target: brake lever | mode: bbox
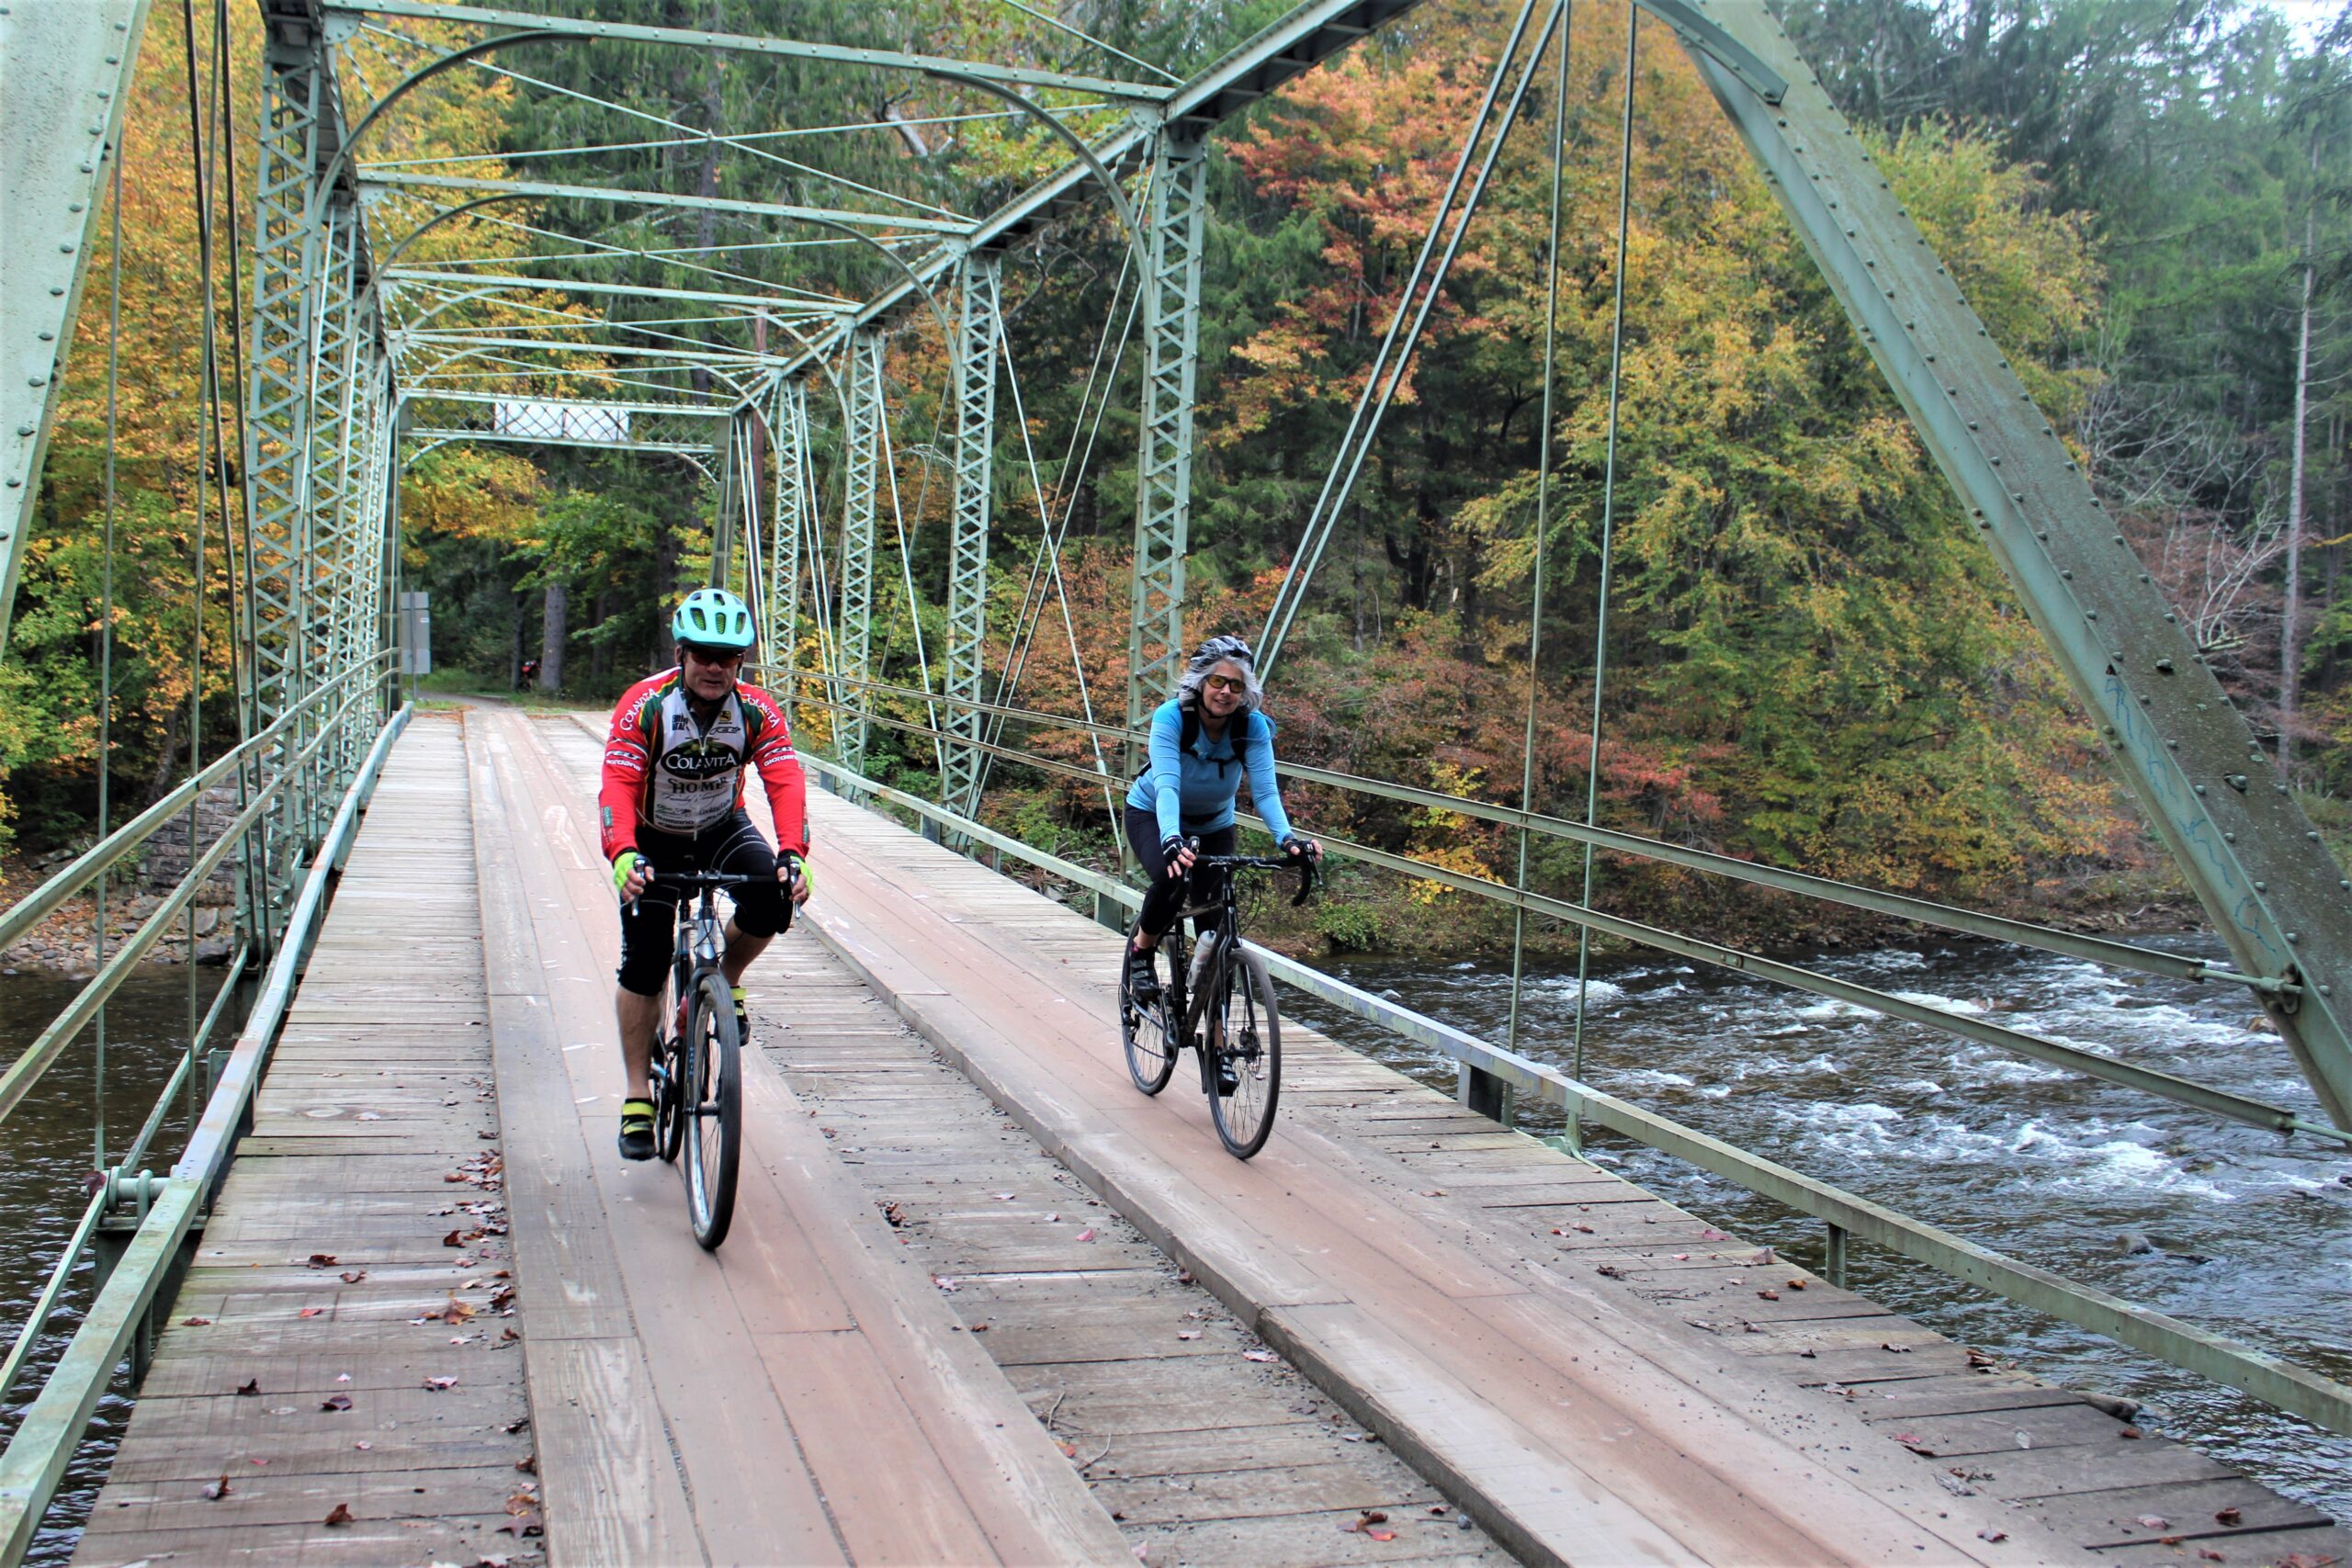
[1290,853,1319,908]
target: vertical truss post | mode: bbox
[1129,135,1208,754]
[243,15,335,960]
[0,0,152,654]
[767,378,809,714]
[944,254,1001,821]
[710,405,756,591]
[839,331,884,779]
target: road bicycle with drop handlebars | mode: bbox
[1117,844,1318,1159]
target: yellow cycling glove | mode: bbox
[611,850,642,894]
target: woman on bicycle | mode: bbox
[1124,635,1320,998]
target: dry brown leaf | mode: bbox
[340,1270,367,1284]
[322,1393,353,1412]
[202,1475,232,1501]
[425,1376,458,1392]
[298,1307,323,1319]
[182,1316,211,1326]
[323,1502,355,1527]
[235,1378,260,1396]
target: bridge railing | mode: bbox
[794,744,2352,1442]
[769,670,2350,1149]
[0,686,410,1562]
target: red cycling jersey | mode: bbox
[598,670,808,862]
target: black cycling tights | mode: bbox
[616,809,789,996]
[1124,807,1235,942]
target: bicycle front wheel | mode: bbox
[681,971,741,1250]
[1203,938,1282,1160]
[1119,933,1179,1096]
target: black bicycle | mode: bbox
[641,870,752,1250]
[1117,848,1317,1159]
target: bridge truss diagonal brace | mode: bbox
[0,0,153,656]
[944,255,1002,820]
[1678,1,2352,1128]
[839,333,886,777]
[1129,136,1208,743]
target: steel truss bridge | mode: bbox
[2,0,2350,1561]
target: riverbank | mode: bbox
[0,867,232,976]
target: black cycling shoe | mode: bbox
[1216,1060,1239,1096]
[1124,947,1160,1001]
[617,1097,657,1161]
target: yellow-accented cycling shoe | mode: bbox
[617,1097,656,1161]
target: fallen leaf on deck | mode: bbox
[1358,1511,1388,1525]
[339,1270,366,1284]
[1758,1290,1780,1301]
[444,1230,465,1247]
[323,1503,355,1527]
[1574,1224,1594,1234]
[2197,1551,2224,1562]
[235,1379,260,1396]
[515,1456,536,1474]
[1672,1254,1690,1261]
[356,1112,381,1122]
[1243,1349,1278,1363]
[424,1376,458,1392]
[1177,1331,1200,1341]
[1976,1530,2006,1543]
[306,1254,337,1268]
[2135,1515,2170,1530]
[1701,1228,1731,1241]
[1880,1342,1913,1353]
[1367,1529,1396,1541]
[1176,1271,1194,1285]
[2120,1425,2144,1438]
[1077,1228,1096,1243]
[1787,1280,1806,1291]
[202,1476,232,1501]
[322,1394,353,1412]
[2015,1432,2032,1450]
[299,1307,323,1318]
[182,1316,211,1326]
[354,1440,373,1450]
[2214,1507,2243,1525]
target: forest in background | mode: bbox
[6,0,2348,954]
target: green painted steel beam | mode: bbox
[1128,135,1207,741]
[0,1179,200,1563]
[360,172,973,235]
[0,0,153,658]
[839,333,884,776]
[381,267,859,312]
[403,389,729,418]
[401,426,717,457]
[323,0,1178,102]
[943,256,1001,819]
[1676,0,2352,1130]
[389,333,777,364]
[768,378,811,693]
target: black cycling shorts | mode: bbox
[1124,807,1236,941]
[616,809,789,997]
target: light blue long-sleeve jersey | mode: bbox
[1125,698,1296,845]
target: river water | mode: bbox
[0,966,234,1566]
[1286,932,2352,1519]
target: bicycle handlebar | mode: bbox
[1186,848,1321,908]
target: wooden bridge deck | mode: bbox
[72,705,2350,1566]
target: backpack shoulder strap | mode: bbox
[1178,704,1200,755]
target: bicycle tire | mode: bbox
[1203,937,1282,1160]
[681,970,741,1250]
[1119,933,1179,1096]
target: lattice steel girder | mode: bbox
[389,334,782,366]
[840,332,885,777]
[767,378,811,681]
[380,269,861,314]
[943,255,1001,818]
[0,0,153,656]
[322,0,1175,101]
[1128,135,1208,734]
[708,405,761,590]
[1678,2,2352,1130]
[359,173,972,236]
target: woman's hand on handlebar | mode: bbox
[1282,835,1322,863]
[1159,835,1198,879]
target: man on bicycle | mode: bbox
[600,588,809,1161]
[1124,636,1320,1021]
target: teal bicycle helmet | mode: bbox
[672,587,755,651]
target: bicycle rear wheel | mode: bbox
[681,971,741,1249]
[1119,932,1179,1095]
[1203,937,1282,1160]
